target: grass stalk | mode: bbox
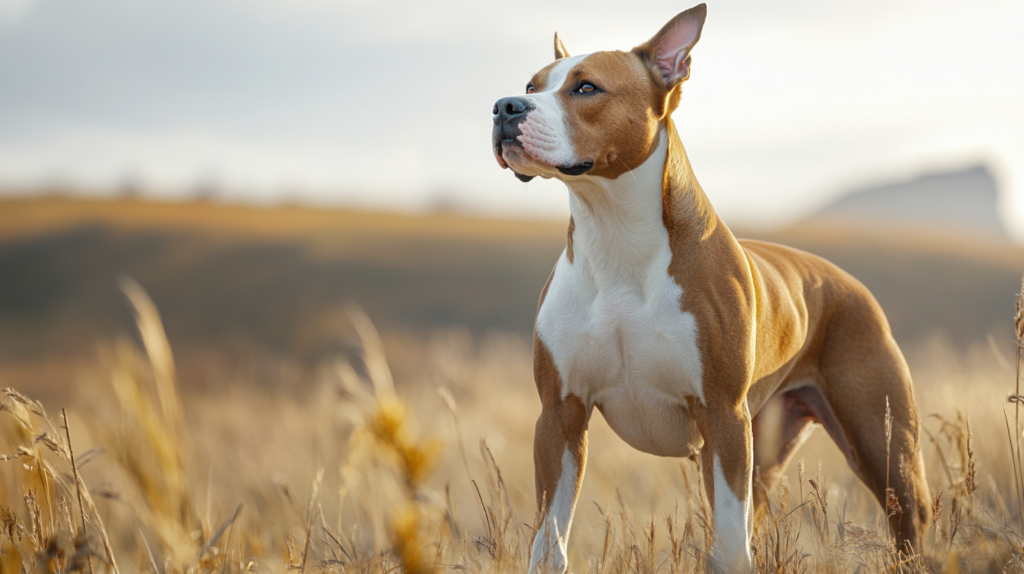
[62,408,94,574]
[1014,274,1024,535]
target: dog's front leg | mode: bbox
[528,393,589,574]
[695,402,754,573]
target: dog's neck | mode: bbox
[563,120,719,284]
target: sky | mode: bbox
[0,0,1022,235]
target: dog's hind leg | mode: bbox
[817,304,932,556]
[750,386,819,520]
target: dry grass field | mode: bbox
[1,197,1024,573]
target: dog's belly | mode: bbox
[537,251,705,458]
[595,385,703,457]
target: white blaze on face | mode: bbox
[712,455,752,572]
[518,54,587,168]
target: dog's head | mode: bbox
[492,4,707,183]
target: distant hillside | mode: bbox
[804,165,1005,238]
[0,197,567,397]
[0,196,1021,399]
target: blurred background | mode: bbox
[1,0,1022,400]
[1,1,1023,571]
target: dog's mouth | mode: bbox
[496,139,593,182]
[495,139,535,182]
[557,161,594,176]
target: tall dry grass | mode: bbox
[0,279,1023,573]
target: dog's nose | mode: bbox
[493,96,530,125]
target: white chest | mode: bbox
[536,245,705,457]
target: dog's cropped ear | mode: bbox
[554,32,570,60]
[634,3,706,89]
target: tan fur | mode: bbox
[554,32,570,60]
[565,216,574,264]
[558,51,664,179]
[657,118,930,540]
[528,63,555,94]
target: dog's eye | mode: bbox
[575,82,598,94]
[526,84,536,94]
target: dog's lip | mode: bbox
[495,140,537,182]
[557,161,595,176]
[495,137,524,167]
[494,141,509,169]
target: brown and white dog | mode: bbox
[491,4,930,573]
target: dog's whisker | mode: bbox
[617,157,638,184]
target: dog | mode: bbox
[491,4,930,572]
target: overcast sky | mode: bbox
[1,0,1021,235]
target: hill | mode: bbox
[0,196,1021,399]
[804,165,1006,238]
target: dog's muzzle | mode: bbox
[491,96,594,180]
[492,96,536,182]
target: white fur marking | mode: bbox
[540,54,587,94]
[528,449,578,574]
[712,455,752,572]
[518,54,587,169]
